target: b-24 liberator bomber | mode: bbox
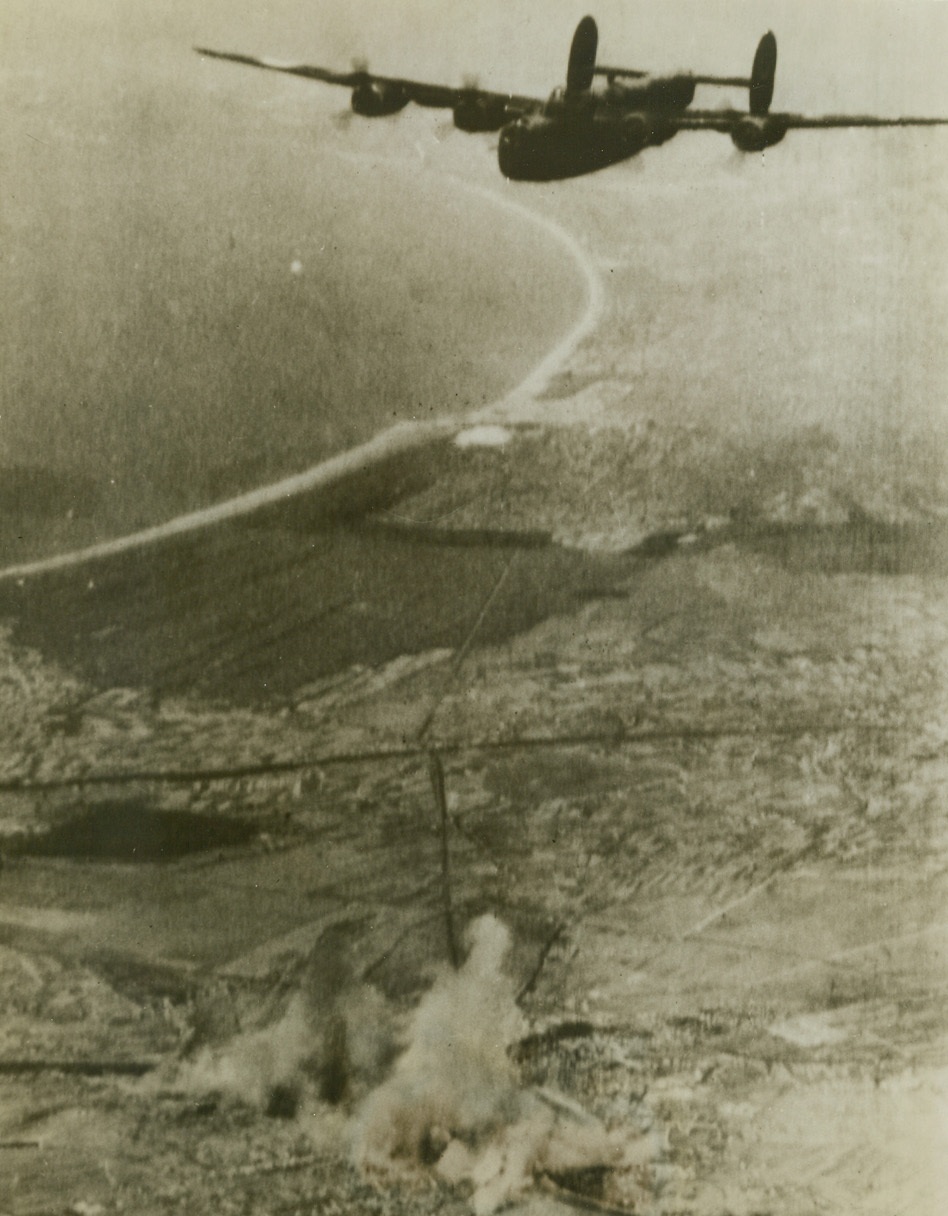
[196,15,948,180]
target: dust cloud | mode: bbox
[169,915,650,1213]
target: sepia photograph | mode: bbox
[1,1,946,1211]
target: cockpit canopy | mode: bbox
[543,84,596,121]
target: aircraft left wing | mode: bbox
[194,48,363,87]
[194,46,541,128]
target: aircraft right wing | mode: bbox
[671,107,948,152]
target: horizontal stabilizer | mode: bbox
[594,65,750,89]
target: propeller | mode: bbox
[723,143,751,173]
[328,56,369,125]
[431,73,480,136]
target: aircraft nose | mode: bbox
[498,122,525,178]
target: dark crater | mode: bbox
[8,798,257,862]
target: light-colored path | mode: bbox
[0,164,602,585]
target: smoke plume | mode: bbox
[170,914,649,1213]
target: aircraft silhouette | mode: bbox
[195,16,948,181]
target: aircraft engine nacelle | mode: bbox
[730,114,787,152]
[453,96,509,133]
[350,81,409,117]
[643,77,697,113]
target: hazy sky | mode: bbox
[5,0,948,113]
[193,0,948,113]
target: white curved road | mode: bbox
[0,165,602,585]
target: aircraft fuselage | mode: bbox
[603,76,697,112]
[498,89,681,181]
[500,104,675,181]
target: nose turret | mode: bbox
[497,120,526,178]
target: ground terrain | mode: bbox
[2,114,947,1216]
